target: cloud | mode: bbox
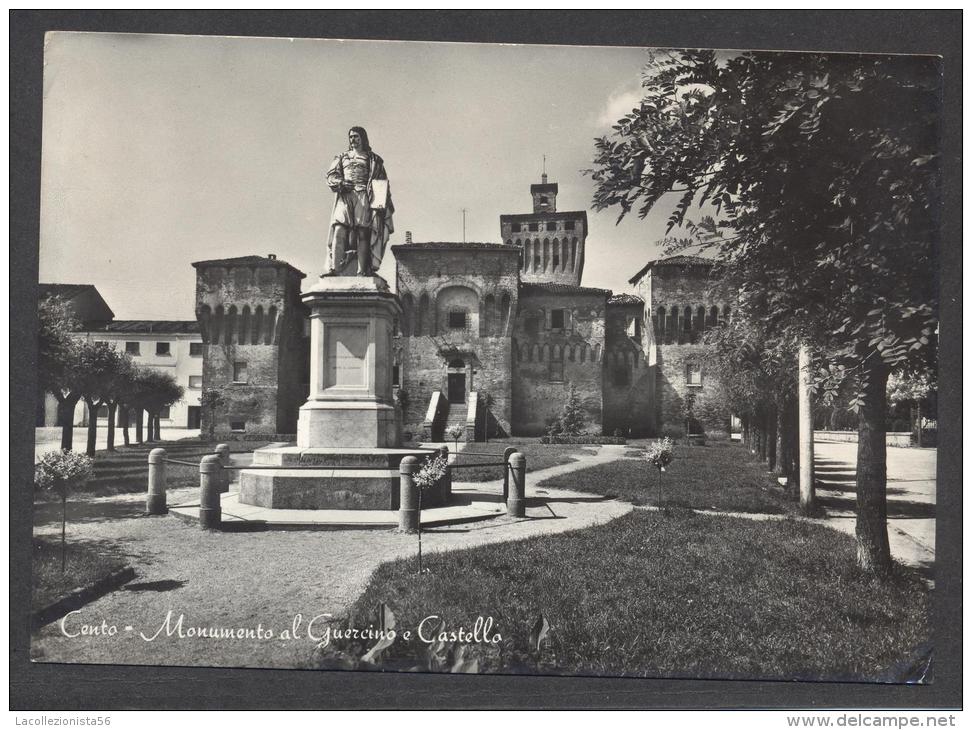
[596,87,643,128]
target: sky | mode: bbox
[40,32,679,320]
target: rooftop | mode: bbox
[628,254,716,285]
[520,282,611,296]
[500,211,587,222]
[391,241,515,252]
[192,255,306,278]
[38,283,98,300]
[607,293,645,306]
[95,320,200,334]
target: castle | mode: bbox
[193,176,729,441]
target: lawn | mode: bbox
[446,439,594,482]
[539,440,797,515]
[320,510,929,681]
[36,440,273,498]
[32,537,129,610]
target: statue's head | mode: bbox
[348,127,371,152]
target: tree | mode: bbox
[556,382,586,436]
[134,369,185,442]
[38,296,83,450]
[34,450,94,573]
[588,50,939,574]
[74,342,131,456]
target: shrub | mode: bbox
[34,449,95,573]
[644,437,675,473]
[539,434,626,445]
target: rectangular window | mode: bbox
[511,223,521,233]
[230,420,246,432]
[125,342,140,355]
[156,341,171,356]
[448,311,466,330]
[392,365,400,386]
[189,375,203,389]
[189,342,203,357]
[159,406,171,419]
[546,221,556,232]
[528,222,539,232]
[686,362,703,386]
[551,308,566,330]
[565,220,575,231]
[233,361,248,383]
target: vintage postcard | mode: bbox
[28,28,945,697]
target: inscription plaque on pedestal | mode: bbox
[325,325,368,388]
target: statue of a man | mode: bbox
[325,127,394,276]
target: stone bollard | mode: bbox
[199,455,222,530]
[214,443,231,493]
[502,446,517,502]
[438,445,451,500]
[147,448,167,515]
[507,451,526,517]
[398,455,420,532]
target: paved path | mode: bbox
[31,445,631,670]
[35,427,200,463]
[814,441,936,578]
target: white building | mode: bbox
[37,284,203,431]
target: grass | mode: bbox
[32,537,129,609]
[446,439,594,482]
[323,510,929,681]
[36,439,273,498]
[539,440,798,515]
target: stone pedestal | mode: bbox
[238,275,433,511]
[297,275,401,448]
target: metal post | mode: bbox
[438,445,451,500]
[502,447,517,502]
[507,451,526,517]
[199,455,222,529]
[147,448,167,515]
[398,455,420,532]
[215,443,231,493]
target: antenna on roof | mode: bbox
[542,154,547,184]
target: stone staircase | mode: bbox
[444,402,468,441]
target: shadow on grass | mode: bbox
[33,499,148,528]
[123,579,187,592]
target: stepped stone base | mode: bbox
[238,445,448,510]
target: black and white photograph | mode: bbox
[11,11,960,712]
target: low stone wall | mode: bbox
[815,430,914,448]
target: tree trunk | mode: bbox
[154,415,162,441]
[916,401,923,448]
[135,408,144,444]
[121,407,130,446]
[774,402,786,476]
[106,403,117,451]
[84,399,98,457]
[855,359,892,575]
[767,405,778,472]
[798,343,815,513]
[57,394,81,451]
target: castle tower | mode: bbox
[192,254,308,437]
[500,174,587,287]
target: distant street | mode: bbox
[814,440,936,578]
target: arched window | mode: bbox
[252,306,263,344]
[533,240,541,271]
[265,305,277,344]
[500,292,511,334]
[418,293,430,336]
[212,306,224,345]
[239,306,251,345]
[723,304,731,322]
[226,306,238,345]
[709,305,719,327]
[696,306,706,336]
[401,294,414,336]
[482,293,496,336]
[684,306,693,334]
[197,305,212,344]
[567,345,575,362]
[655,305,666,337]
[552,239,560,271]
[542,238,550,272]
[594,343,601,362]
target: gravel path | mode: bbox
[31,445,631,670]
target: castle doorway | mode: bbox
[447,358,466,403]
